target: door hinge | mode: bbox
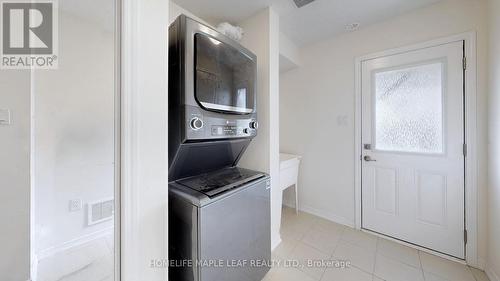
[464,229,468,244]
[463,143,467,157]
[463,57,467,70]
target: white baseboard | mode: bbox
[37,227,113,261]
[475,257,487,271]
[486,264,500,281]
[31,253,38,281]
[271,236,282,251]
[282,202,355,228]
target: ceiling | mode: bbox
[173,0,442,47]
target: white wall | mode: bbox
[169,1,213,26]
[487,0,500,279]
[33,12,115,255]
[280,0,489,264]
[238,8,281,250]
[280,32,301,73]
[0,71,31,280]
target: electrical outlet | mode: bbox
[69,199,82,212]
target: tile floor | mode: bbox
[264,206,491,281]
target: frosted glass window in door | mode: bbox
[374,62,444,153]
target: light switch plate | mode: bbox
[0,109,11,125]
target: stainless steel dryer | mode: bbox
[168,15,258,182]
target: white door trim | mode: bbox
[121,0,169,280]
[114,0,122,279]
[354,32,478,266]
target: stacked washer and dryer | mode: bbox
[168,15,271,281]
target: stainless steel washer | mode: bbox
[169,167,271,281]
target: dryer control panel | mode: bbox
[184,106,258,140]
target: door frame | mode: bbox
[121,0,169,280]
[354,32,478,266]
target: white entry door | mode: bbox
[361,41,465,259]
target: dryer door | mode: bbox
[194,33,256,114]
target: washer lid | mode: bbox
[176,167,265,197]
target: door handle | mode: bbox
[364,155,377,162]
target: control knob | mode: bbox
[190,117,204,130]
[249,121,259,130]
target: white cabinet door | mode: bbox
[361,41,465,259]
